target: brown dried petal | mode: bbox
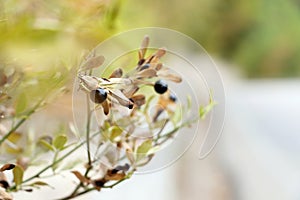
[101,100,110,115]
[130,95,146,107]
[155,63,163,71]
[104,170,126,181]
[80,55,105,71]
[135,69,157,79]
[0,164,15,172]
[121,85,139,98]
[109,68,123,78]
[139,35,150,60]
[157,69,182,83]
[78,75,99,91]
[109,89,133,108]
[71,171,90,184]
[155,48,166,59]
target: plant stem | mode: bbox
[56,187,95,200]
[65,93,93,198]
[8,131,100,191]
[59,176,130,200]
[0,100,43,146]
[85,94,92,168]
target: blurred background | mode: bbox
[1,0,300,199]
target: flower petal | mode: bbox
[109,89,133,108]
[79,55,105,71]
[101,100,110,115]
[109,68,123,78]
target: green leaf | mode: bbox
[143,95,155,114]
[147,146,160,155]
[53,135,67,150]
[38,139,55,152]
[187,95,192,111]
[13,165,24,188]
[15,93,28,115]
[199,92,217,119]
[31,181,49,186]
[30,181,54,189]
[109,126,122,141]
[136,140,153,162]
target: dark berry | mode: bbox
[154,80,168,94]
[90,88,107,104]
[169,93,177,102]
[139,63,150,71]
[138,58,145,65]
[128,103,134,109]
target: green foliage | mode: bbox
[120,0,300,77]
[135,140,153,162]
[53,135,67,150]
[13,165,24,189]
[199,92,217,119]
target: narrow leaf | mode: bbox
[109,126,123,141]
[15,93,27,114]
[13,165,24,188]
[136,140,152,161]
[31,181,49,186]
[53,135,67,150]
[199,92,217,119]
[38,139,55,152]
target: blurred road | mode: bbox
[219,77,300,200]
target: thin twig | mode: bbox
[0,100,43,146]
[8,131,100,191]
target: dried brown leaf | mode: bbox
[78,75,99,91]
[71,171,90,184]
[139,35,150,60]
[0,164,15,172]
[157,70,182,83]
[136,68,157,79]
[130,94,145,106]
[104,170,126,181]
[155,48,166,59]
[109,89,133,108]
[101,100,110,115]
[80,55,105,71]
[109,68,123,78]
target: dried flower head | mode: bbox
[78,35,182,118]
